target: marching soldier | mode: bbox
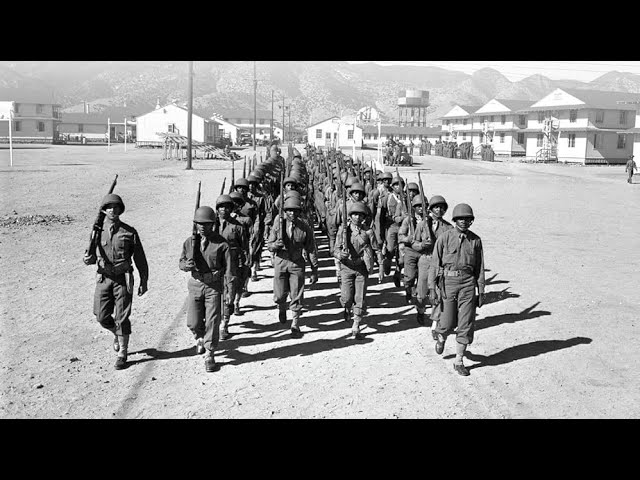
[179,206,235,373]
[247,173,267,280]
[214,194,249,340]
[83,193,149,370]
[334,201,378,339]
[626,154,637,184]
[429,203,486,377]
[267,196,319,338]
[228,191,253,311]
[398,194,426,310]
[384,176,406,287]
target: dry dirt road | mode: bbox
[1,144,639,419]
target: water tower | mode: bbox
[398,89,429,127]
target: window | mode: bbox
[78,124,84,133]
[14,121,21,132]
[489,115,494,122]
[36,104,43,114]
[595,110,604,123]
[445,120,450,126]
[14,103,20,114]
[570,110,577,123]
[537,134,544,147]
[480,116,485,123]
[499,133,505,143]
[316,129,322,139]
[617,134,626,149]
[568,133,575,148]
[517,133,524,144]
[593,133,600,149]
[348,130,354,140]
[463,118,468,125]
[168,123,176,133]
[333,133,337,139]
[620,110,628,125]
[501,115,506,125]
[37,121,45,132]
[462,132,467,140]
[538,112,545,123]
[373,134,378,140]
[326,132,331,139]
[479,132,484,142]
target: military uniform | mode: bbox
[626,155,637,184]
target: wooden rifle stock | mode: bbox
[85,174,118,257]
[229,159,235,193]
[220,177,226,196]
[417,172,434,245]
[191,181,201,261]
[280,170,285,241]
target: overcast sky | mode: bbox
[347,61,640,83]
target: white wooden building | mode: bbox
[306,116,363,149]
[135,103,218,147]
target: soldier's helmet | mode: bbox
[216,194,235,208]
[229,191,246,205]
[428,195,448,211]
[283,176,298,186]
[407,182,419,192]
[101,193,125,213]
[340,171,349,184]
[345,176,358,188]
[250,169,264,180]
[234,178,250,188]
[412,195,426,207]
[349,182,366,195]
[392,176,405,186]
[194,206,216,223]
[380,172,393,180]
[283,197,302,210]
[451,203,474,221]
[348,201,369,216]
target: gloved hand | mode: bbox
[138,282,148,296]
[83,253,96,265]
[309,271,318,285]
[182,258,196,271]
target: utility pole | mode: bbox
[288,108,291,145]
[253,61,257,151]
[186,60,193,170]
[282,96,286,143]
[271,90,274,141]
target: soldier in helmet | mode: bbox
[228,191,253,313]
[267,196,319,338]
[214,194,249,340]
[83,193,149,370]
[429,203,485,376]
[179,206,235,372]
[398,193,426,311]
[384,176,406,287]
[246,173,267,280]
[334,201,378,339]
[626,154,637,184]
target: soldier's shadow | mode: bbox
[475,301,551,332]
[443,337,592,371]
[127,346,197,365]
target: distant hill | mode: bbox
[1,61,639,127]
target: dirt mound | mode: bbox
[0,212,74,228]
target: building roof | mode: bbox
[60,113,112,124]
[477,99,534,115]
[361,125,443,135]
[522,88,640,112]
[137,103,213,122]
[306,116,340,129]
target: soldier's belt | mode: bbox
[192,270,223,284]
[443,268,472,277]
[98,259,132,277]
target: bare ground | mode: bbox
[1,144,639,419]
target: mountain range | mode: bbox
[2,61,640,127]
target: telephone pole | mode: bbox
[186,61,193,170]
[271,90,274,141]
[253,61,257,151]
[282,96,286,143]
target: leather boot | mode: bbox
[115,334,129,370]
[204,351,216,372]
[278,308,287,324]
[343,307,351,323]
[234,295,242,316]
[290,311,302,338]
[220,318,230,341]
[351,315,363,340]
[416,312,425,326]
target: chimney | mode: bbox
[156,98,160,110]
[83,101,87,114]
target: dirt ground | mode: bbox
[1,143,639,419]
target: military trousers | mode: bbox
[339,264,368,316]
[434,273,477,345]
[414,255,431,314]
[273,256,305,312]
[383,223,402,270]
[186,277,222,352]
[94,272,133,336]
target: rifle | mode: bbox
[229,158,235,193]
[280,169,285,243]
[191,181,202,262]
[341,175,348,254]
[406,177,414,236]
[220,177,227,196]
[242,155,247,179]
[417,172,434,246]
[85,174,118,258]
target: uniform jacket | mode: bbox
[267,215,319,269]
[179,233,236,287]
[216,215,249,267]
[96,218,148,282]
[428,227,485,292]
[334,222,379,272]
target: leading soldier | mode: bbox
[83,193,149,370]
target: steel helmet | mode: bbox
[246,174,260,184]
[250,169,264,179]
[234,178,250,188]
[101,193,125,213]
[284,190,302,200]
[345,176,358,188]
[283,197,302,210]
[428,195,448,211]
[216,194,235,208]
[407,182,419,192]
[348,201,369,216]
[283,176,298,186]
[451,203,475,220]
[193,206,216,223]
[380,172,393,180]
[229,191,245,205]
[411,195,425,207]
[392,176,405,186]
[349,182,365,194]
